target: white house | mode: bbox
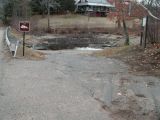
[75,0,114,16]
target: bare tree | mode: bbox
[108,0,130,45]
[39,0,58,31]
[142,0,160,17]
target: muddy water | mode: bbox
[32,35,117,50]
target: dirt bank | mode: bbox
[94,45,160,77]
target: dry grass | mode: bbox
[38,14,116,29]
[36,14,140,35]
[10,28,46,60]
[16,45,46,60]
[94,45,160,77]
[93,46,130,57]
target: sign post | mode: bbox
[23,32,25,56]
[19,21,30,56]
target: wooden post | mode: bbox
[87,11,90,33]
[140,26,143,46]
[143,16,148,48]
[123,19,130,45]
[23,32,25,56]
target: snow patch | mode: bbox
[75,47,103,51]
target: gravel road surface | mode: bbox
[0,27,160,120]
[0,28,115,120]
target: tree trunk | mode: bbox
[42,11,45,18]
[122,19,129,45]
[121,0,129,45]
[117,18,121,28]
[47,1,50,32]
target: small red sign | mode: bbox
[19,21,30,32]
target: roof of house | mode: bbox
[76,0,114,7]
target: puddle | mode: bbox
[30,35,118,51]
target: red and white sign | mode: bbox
[19,21,30,32]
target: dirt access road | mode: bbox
[0,27,160,120]
[0,28,114,119]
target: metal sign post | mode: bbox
[19,21,30,56]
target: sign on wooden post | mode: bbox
[19,21,30,32]
[19,21,30,56]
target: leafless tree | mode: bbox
[142,0,160,17]
[39,0,58,31]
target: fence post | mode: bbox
[143,16,149,48]
[140,26,143,46]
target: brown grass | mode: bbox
[38,14,116,29]
[94,45,160,77]
[10,28,46,60]
[16,45,46,60]
[93,46,130,57]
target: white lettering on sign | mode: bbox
[19,21,30,32]
[20,25,28,29]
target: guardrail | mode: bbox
[5,27,19,57]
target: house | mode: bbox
[75,0,114,16]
